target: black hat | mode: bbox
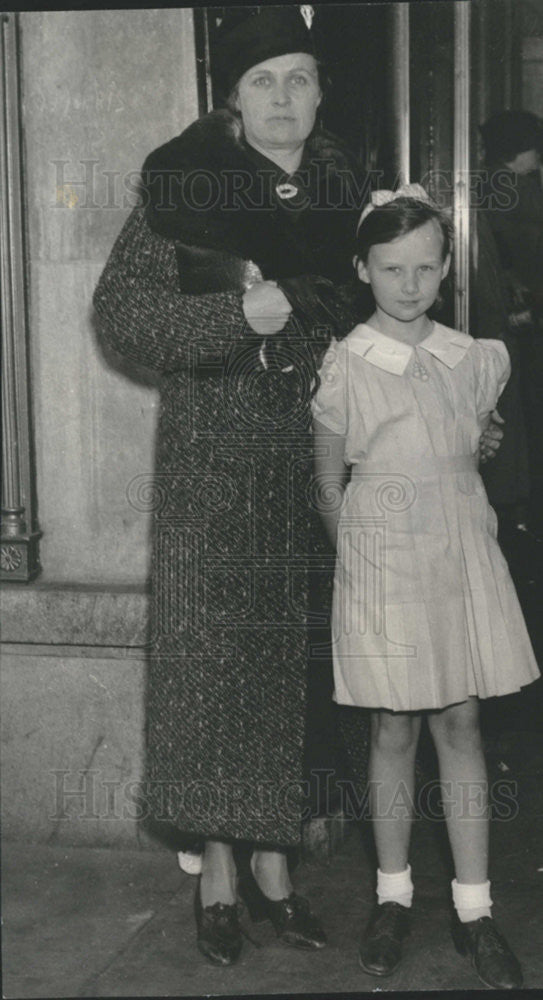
[479,110,543,163]
[213,6,317,97]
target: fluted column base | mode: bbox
[0,531,42,582]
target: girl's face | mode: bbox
[357,220,451,326]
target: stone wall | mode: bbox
[21,8,198,584]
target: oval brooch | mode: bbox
[275,182,298,200]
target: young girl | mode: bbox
[312,185,540,989]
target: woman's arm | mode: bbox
[93,207,249,374]
[312,417,349,550]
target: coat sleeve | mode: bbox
[93,206,249,374]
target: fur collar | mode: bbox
[142,109,365,283]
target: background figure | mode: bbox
[479,110,543,543]
[473,212,531,542]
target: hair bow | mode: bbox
[357,183,433,231]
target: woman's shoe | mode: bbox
[358,901,410,976]
[238,870,326,949]
[194,880,243,966]
[451,913,523,989]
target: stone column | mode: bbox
[390,3,410,185]
[1,13,41,581]
[453,1,471,333]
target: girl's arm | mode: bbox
[312,417,349,550]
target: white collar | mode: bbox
[345,323,473,376]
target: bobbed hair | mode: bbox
[356,197,454,264]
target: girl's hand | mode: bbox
[242,281,292,336]
[480,410,505,462]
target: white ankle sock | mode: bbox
[377,864,413,908]
[452,878,492,923]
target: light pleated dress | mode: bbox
[312,322,540,711]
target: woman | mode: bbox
[93,6,363,966]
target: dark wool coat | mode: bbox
[93,112,364,845]
[475,213,530,508]
[482,168,543,507]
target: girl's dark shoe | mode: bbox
[358,901,410,976]
[452,914,523,989]
[238,870,326,949]
[194,881,243,966]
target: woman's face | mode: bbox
[235,52,321,157]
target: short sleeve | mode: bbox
[474,339,511,417]
[311,338,348,435]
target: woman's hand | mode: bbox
[480,410,505,463]
[242,281,292,336]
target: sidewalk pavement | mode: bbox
[2,731,543,998]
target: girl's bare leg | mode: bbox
[427,697,524,989]
[427,696,488,883]
[369,710,422,872]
